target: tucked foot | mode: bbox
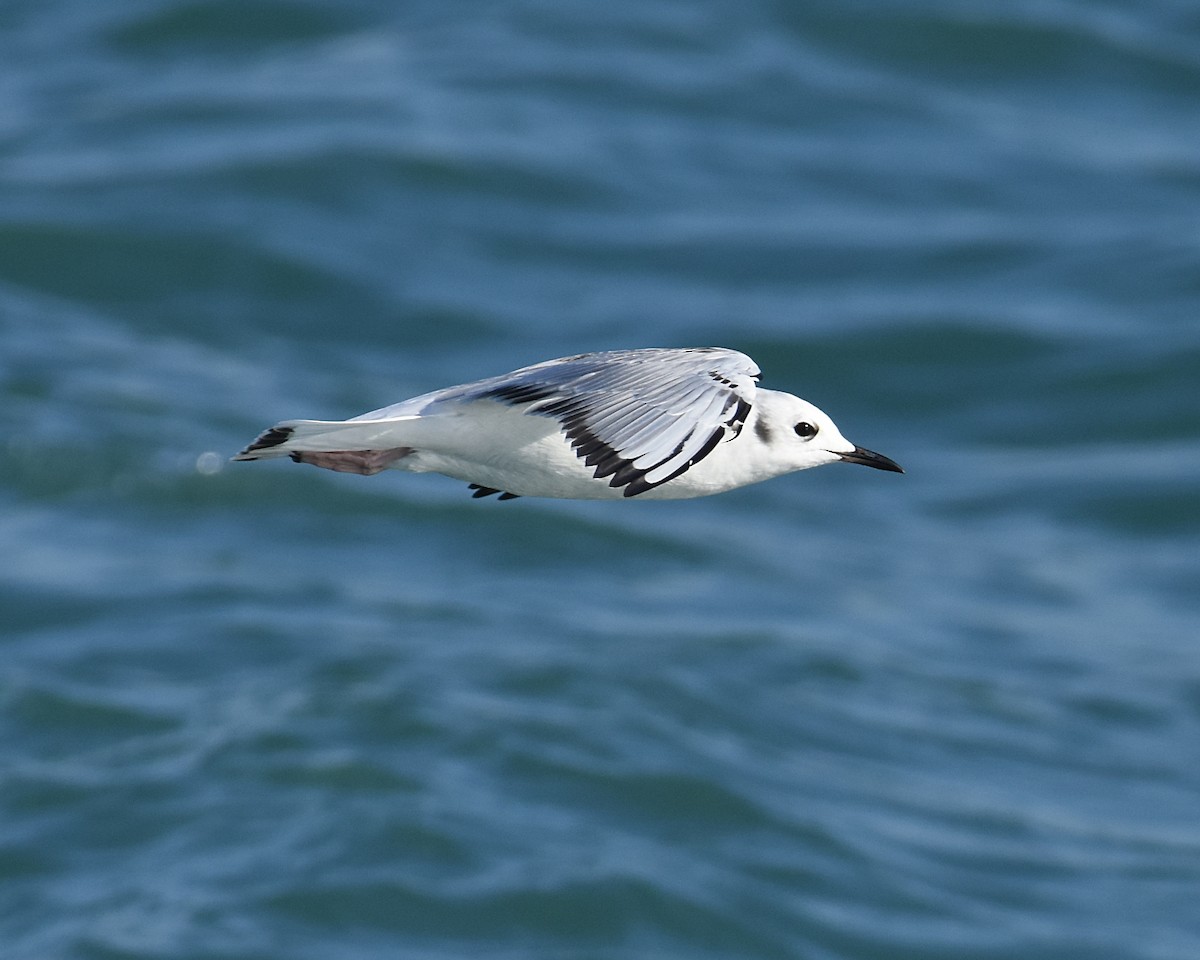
[290,448,412,476]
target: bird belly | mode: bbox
[383,402,770,501]
[410,433,632,500]
[410,431,750,501]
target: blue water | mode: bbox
[3,1,1199,958]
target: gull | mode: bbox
[233,347,902,500]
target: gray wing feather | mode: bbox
[466,347,759,497]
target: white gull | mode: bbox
[233,347,902,500]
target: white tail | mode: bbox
[232,417,421,475]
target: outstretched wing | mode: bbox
[462,347,759,497]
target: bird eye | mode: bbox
[794,422,817,439]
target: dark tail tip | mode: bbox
[239,425,294,457]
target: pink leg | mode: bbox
[291,448,413,476]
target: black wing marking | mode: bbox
[474,347,758,497]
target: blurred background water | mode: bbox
[2,1,1199,958]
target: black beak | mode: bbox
[838,445,904,473]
